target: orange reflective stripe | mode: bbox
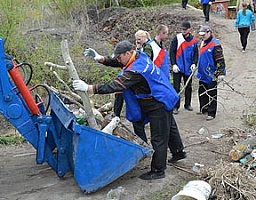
[154,49,165,67]
[200,40,215,55]
[176,36,198,60]
[124,51,136,69]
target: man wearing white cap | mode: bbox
[197,26,226,121]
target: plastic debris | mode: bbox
[192,163,205,173]
[106,186,125,200]
[211,133,224,139]
[198,126,209,135]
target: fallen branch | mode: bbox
[44,62,67,70]
[44,84,84,109]
[45,40,99,129]
[52,71,73,95]
[211,150,229,156]
[185,140,209,148]
[178,67,197,96]
[170,163,197,175]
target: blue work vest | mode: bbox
[196,38,219,84]
[200,0,210,4]
[146,39,170,79]
[123,51,179,122]
[176,33,198,76]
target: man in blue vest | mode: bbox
[197,25,226,120]
[132,24,171,143]
[170,21,199,115]
[200,0,214,22]
[133,25,187,164]
[73,40,186,180]
[143,24,170,79]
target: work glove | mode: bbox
[208,1,212,5]
[190,64,196,71]
[172,64,180,73]
[84,48,104,61]
[72,80,89,92]
[217,75,225,81]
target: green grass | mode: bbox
[0,135,26,145]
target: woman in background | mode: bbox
[135,30,151,50]
[236,0,254,12]
[235,2,255,52]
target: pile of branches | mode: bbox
[199,159,256,199]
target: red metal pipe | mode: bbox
[9,62,40,115]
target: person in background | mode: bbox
[132,24,171,143]
[196,25,226,121]
[236,0,254,12]
[200,0,214,23]
[182,0,188,9]
[235,2,255,53]
[135,30,151,50]
[143,24,170,79]
[169,21,199,115]
[142,24,187,163]
[84,27,187,163]
[73,40,186,180]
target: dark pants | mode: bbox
[182,0,188,8]
[168,111,185,155]
[114,93,124,117]
[132,120,147,143]
[173,72,192,109]
[198,81,217,117]
[238,27,250,50]
[202,4,211,21]
[114,93,147,141]
[139,99,184,172]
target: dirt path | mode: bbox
[1,5,256,200]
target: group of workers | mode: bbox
[72,21,226,180]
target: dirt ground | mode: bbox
[1,4,256,200]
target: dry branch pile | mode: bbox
[199,159,256,199]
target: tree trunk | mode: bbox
[61,40,99,130]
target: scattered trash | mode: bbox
[192,163,205,173]
[198,127,209,135]
[106,186,125,200]
[239,153,256,168]
[211,133,224,139]
[251,149,256,159]
[229,137,256,161]
[171,180,211,200]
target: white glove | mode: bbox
[217,75,225,81]
[72,80,89,92]
[172,64,180,73]
[208,1,212,5]
[190,64,196,71]
[84,48,104,61]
